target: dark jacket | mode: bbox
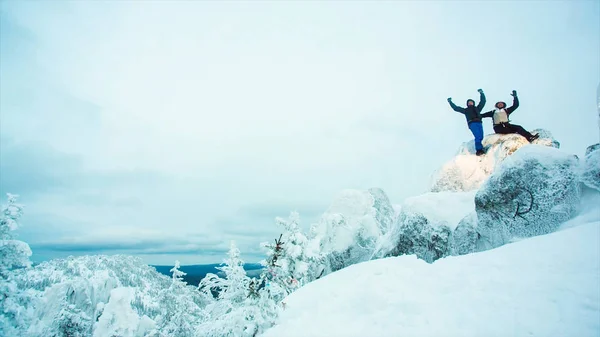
[448,92,486,124]
[481,96,519,122]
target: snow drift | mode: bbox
[263,217,600,337]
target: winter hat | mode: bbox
[495,101,506,109]
[466,99,475,105]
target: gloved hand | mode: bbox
[447,97,452,102]
[511,90,517,97]
[477,88,483,93]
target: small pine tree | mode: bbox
[199,241,249,305]
[197,241,278,337]
[169,260,187,284]
[260,212,325,299]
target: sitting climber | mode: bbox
[481,90,539,142]
[447,89,487,156]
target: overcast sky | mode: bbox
[1,1,598,265]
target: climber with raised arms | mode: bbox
[480,90,539,142]
[447,89,487,156]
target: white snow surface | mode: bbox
[263,216,600,337]
[400,190,476,231]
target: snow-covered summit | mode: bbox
[376,133,579,264]
[431,129,558,193]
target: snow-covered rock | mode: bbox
[398,191,476,230]
[384,211,452,263]
[368,188,395,235]
[431,129,558,192]
[376,191,476,262]
[530,128,560,148]
[585,143,600,156]
[475,145,581,249]
[310,188,395,272]
[581,143,600,192]
[263,216,600,337]
[449,212,480,255]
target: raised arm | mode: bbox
[480,110,494,118]
[476,89,486,111]
[447,98,465,113]
[506,90,519,114]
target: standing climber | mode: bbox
[447,89,487,156]
[480,90,539,142]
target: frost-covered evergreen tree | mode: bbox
[197,241,279,337]
[1,254,207,337]
[0,193,34,337]
[260,212,325,298]
[149,260,206,337]
[169,260,186,284]
[0,193,32,277]
[198,241,250,313]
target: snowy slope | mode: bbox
[262,217,600,337]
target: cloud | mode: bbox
[236,201,325,222]
[0,136,169,202]
[0,137,82,196]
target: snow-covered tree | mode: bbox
[150,260,206,337]
[197,241,280,337]
[169,260,186,284]
[0,193,34,337]
[260,212,325,298]
[0,254,208,337]
[0,193,32,277]
[199,241,250,309]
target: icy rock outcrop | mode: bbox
[475,146,581,249]
[581,143,600,192]
[384,211,452,263]
[375,191,478,262]
[431,129,558,192]
[312,188,395,272]
[368,188,396,235]
[530,128,560,148]
[450,212,480,256]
